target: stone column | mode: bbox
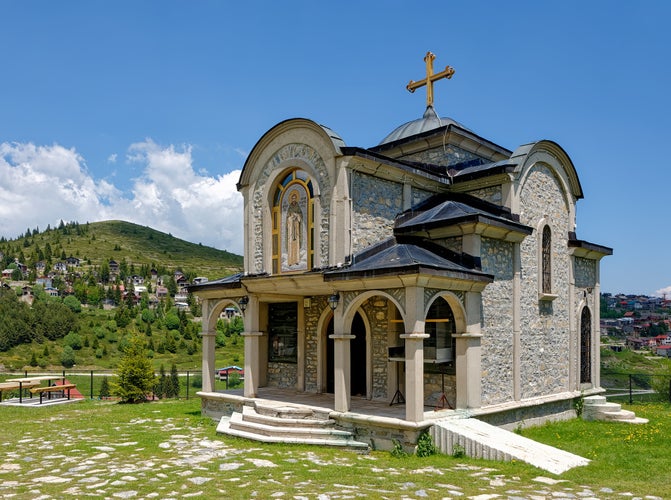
[513,242,522,401]
[329,305,353,412]
[200,299,216,393]
[403,286,428,422]
[455,291,482,409]
[242,295,263,398]
[593,266,602,389]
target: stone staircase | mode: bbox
[581,395,648,424]
[430,417,590,475]
[216,402,369,451]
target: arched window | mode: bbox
[272,169,314,274]
[424,297,456,364]
[542,225,552,294]
[580,307,592,384]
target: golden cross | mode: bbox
[406,51,455,108]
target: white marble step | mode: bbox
[582,396,648,424]
[241,405,336,428]
[216,407,369,451]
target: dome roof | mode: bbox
[378,106,470,145]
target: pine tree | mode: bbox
[111,335,156,403]
[167,363,180,398]
[155,364,167,399]
[99,376,111,399]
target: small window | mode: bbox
[542,225,552,294]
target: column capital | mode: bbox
[401,333,429,340]
[452,332,483,339]
[242,330,264,337]
[201,329,217,337]
[329,334,356,340]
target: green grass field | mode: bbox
[0,398,669,499]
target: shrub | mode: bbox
[63,295,82,313]
[63,332,83,350]
[415,431,437,457]
[60,346,76,368]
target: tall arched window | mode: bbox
[272,169,314,274]
[425,297,456,364]
[580,307,592,384]
[542,225,552,294]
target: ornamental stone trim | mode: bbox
[251,143,332,273]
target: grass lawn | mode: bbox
[0,398,669,499]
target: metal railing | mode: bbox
[0,369,240,401]
[601,371,671,404]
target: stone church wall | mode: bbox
[266,362,297,388]
[411,186,435,207]
[465,185,503,206]
[435,237,462,255]
[351,171,402,253]
[303,296,328,393]
[518,164,571,399]
[480,237,515,405]
[399,144,482,167]
[574,257,596,288]
[359,298,391,400]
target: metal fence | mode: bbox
[601,371,671,404]
[0,369,239,401]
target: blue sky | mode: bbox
[1,1,669,296]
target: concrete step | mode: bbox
[582,395,648,424]
[218,416,369,449]
[431,418,590,475]
[228,411,353,439]
[216,405,369,451]
[253,402,330,420]
[241,405,336,428]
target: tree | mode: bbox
[99,376,111,399]
[155,364,167,399]
[63,295,82,313]
[60,345,76,368]
[167,363,180,398]
[112,335,156,403]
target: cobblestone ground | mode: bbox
[0,412,662,499]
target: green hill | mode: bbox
[1,220,242,280]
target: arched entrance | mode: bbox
[580,307,591,384]
[325,311,367,396]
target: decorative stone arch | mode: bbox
[320,290,405,398]
[511,140,582,232]
[252,145,330,274]
[342,289,405,326]
[203,297,243,333]
[200,296,244,393]
[425,291,467,333]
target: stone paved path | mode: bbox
[0,412,663,499]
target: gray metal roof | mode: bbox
[378,106,471,145]
[324,237,491,282]
[394,199,531,236]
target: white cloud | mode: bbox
[107,153,117,163]
[0,140,244,256]
[654,286,671,298]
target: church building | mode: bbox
[191,52,611,449]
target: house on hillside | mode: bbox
[108,260,119,275]
[190,52,615,449]
[66,256,80,267]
